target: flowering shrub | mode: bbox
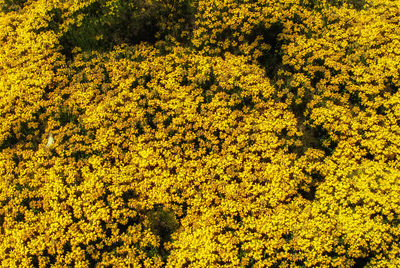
[1,0,400,267]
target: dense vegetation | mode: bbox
[1,0,400,266]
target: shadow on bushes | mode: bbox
[57,0,194,60]
[1,0,27,12]
[254,22,284,80]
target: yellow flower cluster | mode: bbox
[1,0,400,266]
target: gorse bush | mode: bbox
[299,0,368,10]
[1,0,400,267]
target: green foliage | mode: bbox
[59,0,158,58]
[58,0,194,59]
[147,206,179,243]
[1,0,27,12]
